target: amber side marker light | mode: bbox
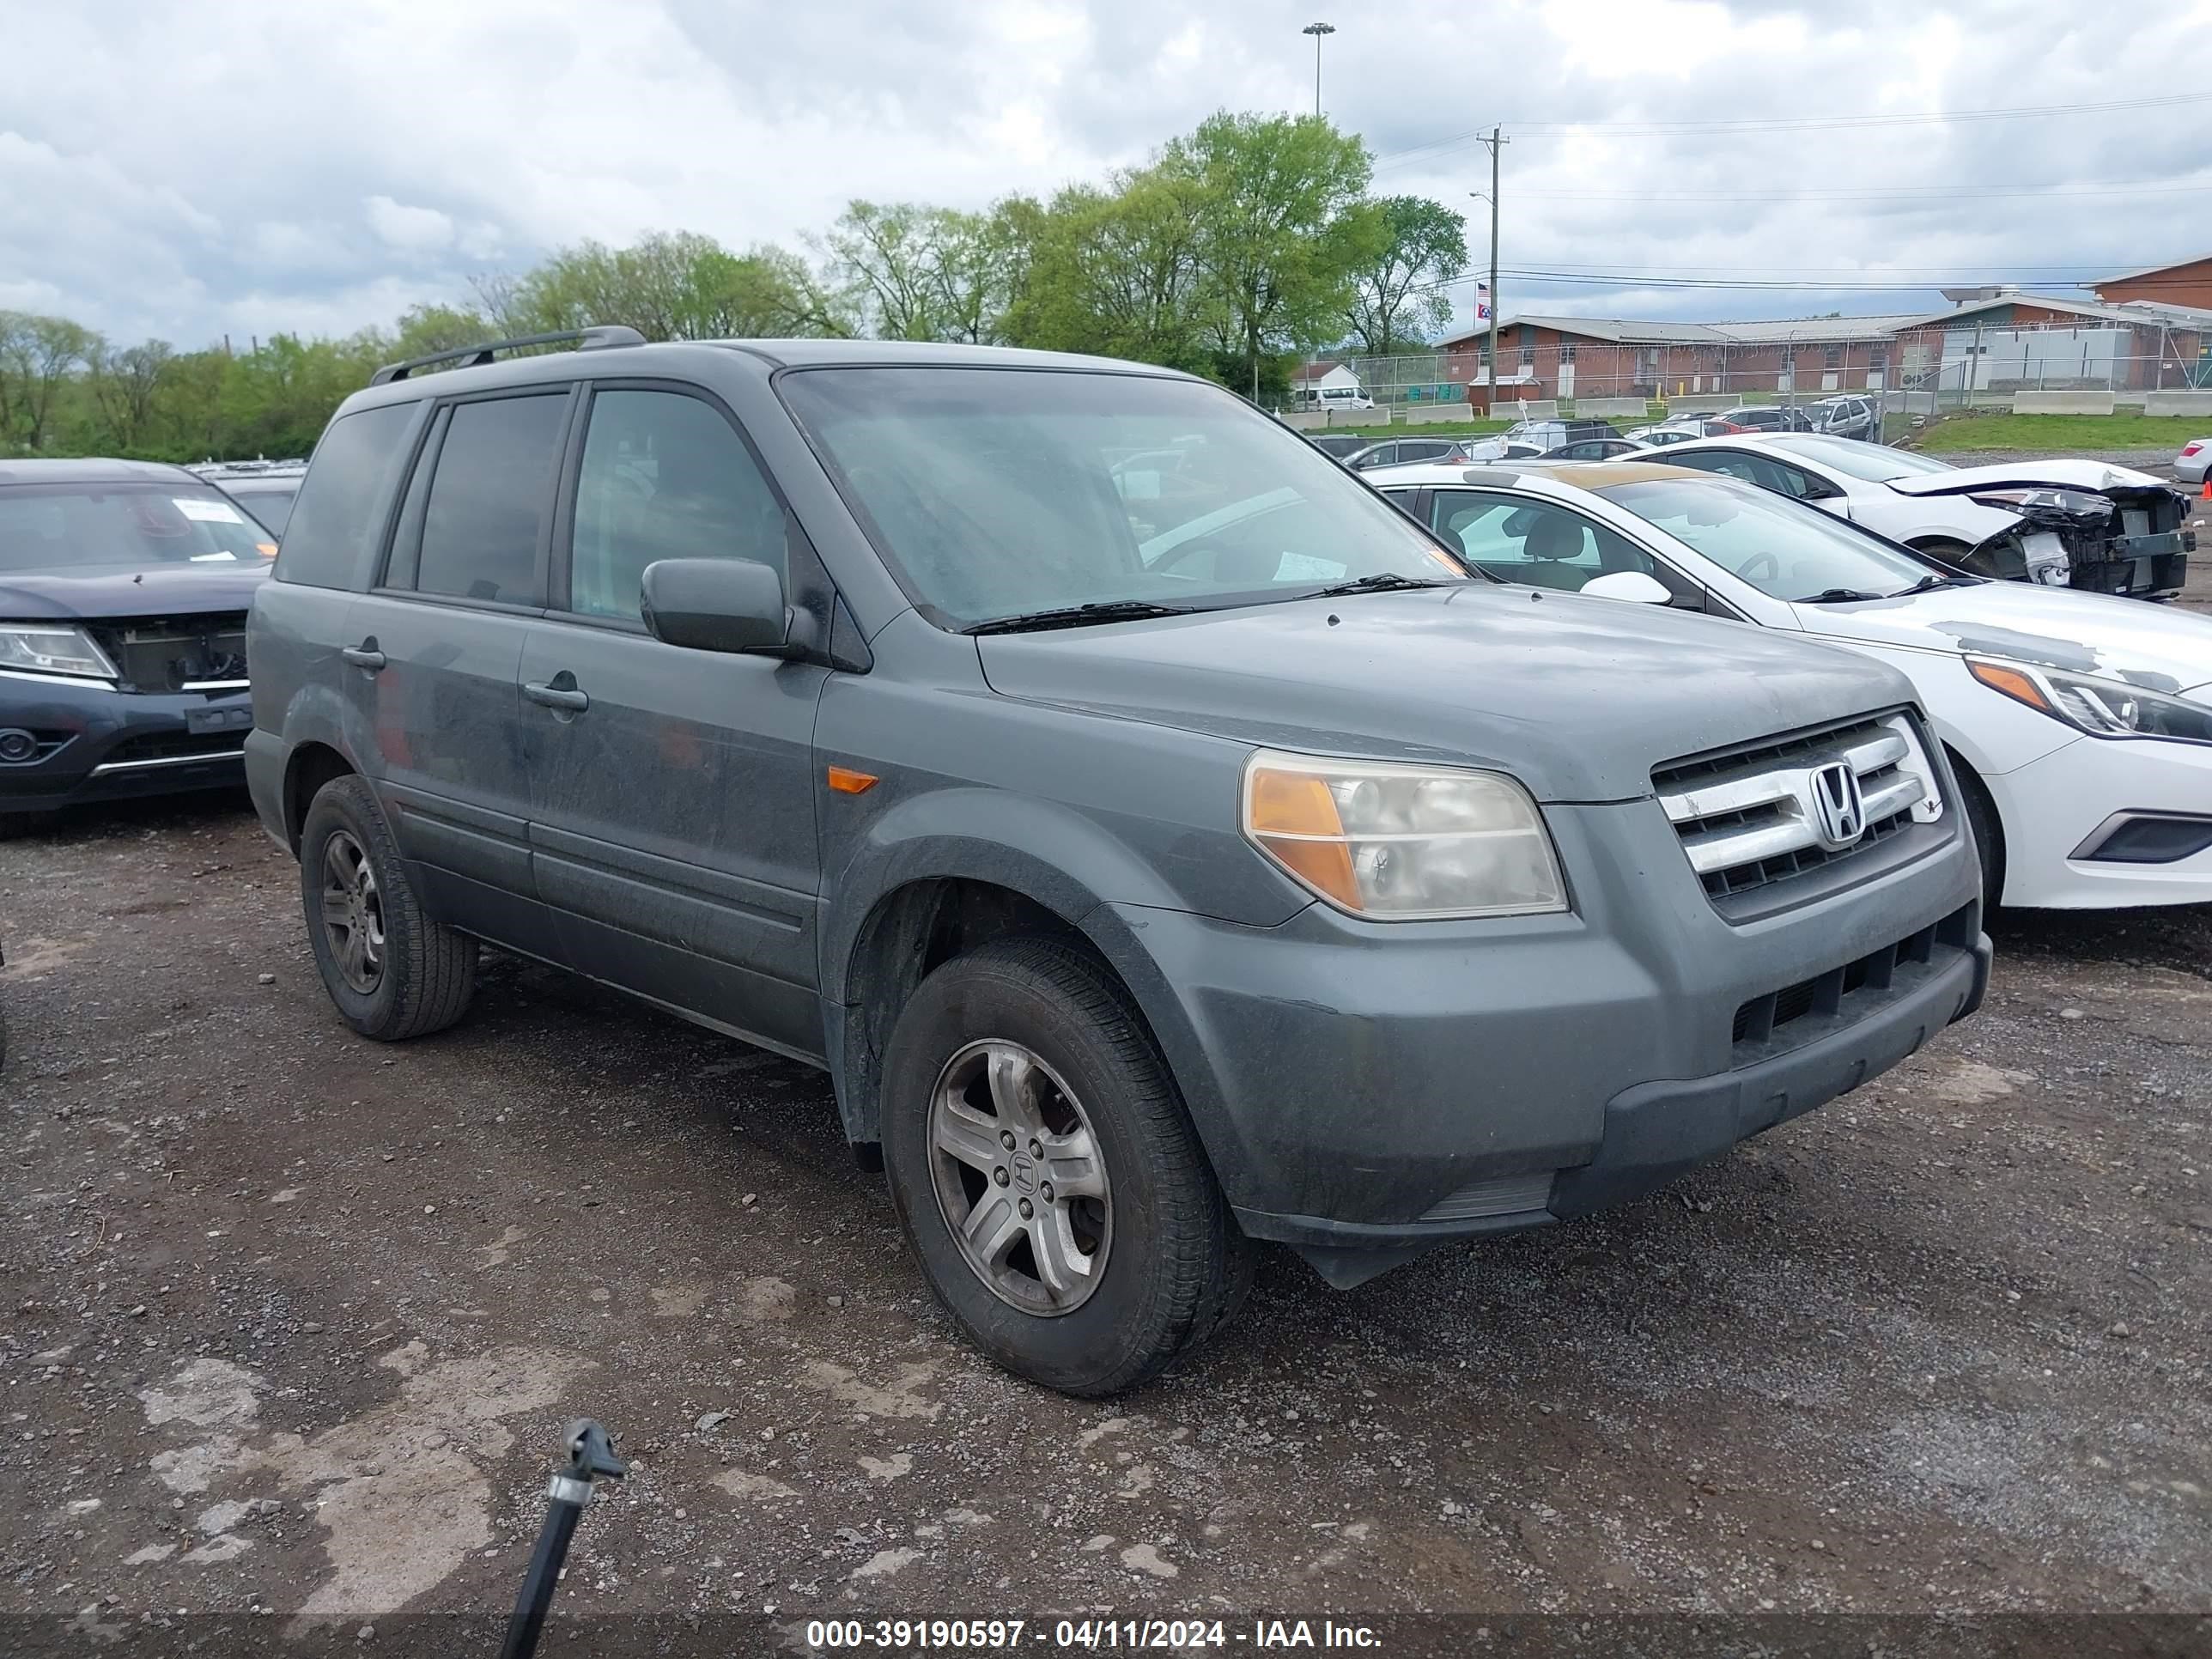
[826,766,879,794]
[1966,659,2051,712]
[257,543,279,558]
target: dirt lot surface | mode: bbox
[3,792,2210,1650]
[2,488,2209,1650]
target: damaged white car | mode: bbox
[1370,459,2212,911]
[1647,432,2192,601]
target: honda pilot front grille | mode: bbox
[83,614,250,694]
[1655,714,1944,908]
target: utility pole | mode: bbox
[1302,22,1334,119]
[1480,126,1506,414]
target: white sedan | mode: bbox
[1638,431,2191,600]
[1366,458,2212,911]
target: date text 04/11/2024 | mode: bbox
[803,1618,1384,1650]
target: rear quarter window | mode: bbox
[276,404,422,590]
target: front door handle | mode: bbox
[341,642,386,671]
[524,678,590,713]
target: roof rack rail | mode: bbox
[368,325,647,386]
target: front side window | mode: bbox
[415,394,569,605]
[1429,489,1681,597]
[1663,447,1826,499]
[568,390,787,620]
[0,482,277,574]
[1597,475,1936,601]
[777,368,1467,627]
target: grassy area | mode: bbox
[1912,413,2203,453]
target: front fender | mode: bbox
[817,790,1280,1160]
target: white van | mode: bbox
[1312,383,1376,411]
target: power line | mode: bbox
[1370,89,2212,169]
[1510,179,2212,204]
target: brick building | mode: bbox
[1431,289,2212,404]
[1435,315,1919,403]
[2089,255,2212,311]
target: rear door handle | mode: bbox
[341,643,386,671]
[524,679,590,713]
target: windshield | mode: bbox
[0,483,277,573]
[1771,434,1954,482]
[778,368,1467,626]
[1596,475,1938,601]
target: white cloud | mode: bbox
[364,195,456,254]
[0,0,2207,348]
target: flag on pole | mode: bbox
[1475,282,1491,323]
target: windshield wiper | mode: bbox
[1300,573,1461,599]
[963,599,1197,635]
[1897,572,1962,594]
[1796,587,1887,604]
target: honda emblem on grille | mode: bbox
[1808,762,1866,849]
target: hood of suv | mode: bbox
[1880,459,2171,499]
[0,562,269,622]
[1793,578,2212,696]
[975,585,1911,803]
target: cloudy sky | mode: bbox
[5,0,2210,349]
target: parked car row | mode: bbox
[21,329,2203,1402]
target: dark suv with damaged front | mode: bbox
[0,460,273,834]
[247,331,1990,1396]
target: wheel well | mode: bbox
[1942,742,2005,893]
[283,743,356,853]
[839,878,1115,1155]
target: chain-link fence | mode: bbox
[1293,318,2212,417]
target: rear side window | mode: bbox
[568,389,787,620]
[416,395,568,605]
[276,404,418,589]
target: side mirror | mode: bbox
[1581,570,1674,605]
[640,558,792,655]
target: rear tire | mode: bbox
[299,775,477,1040]
[880,938,1252,1396]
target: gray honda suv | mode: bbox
[246,330,1989,1395]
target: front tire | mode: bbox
[1948,753,2005,915]
[880,939,1251,1396]
[300,775,477,1040]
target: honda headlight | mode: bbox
[1966,487,2112,519]
[1967,659,2212,744]
[1242,750,1567,919]
[0,623,116,680]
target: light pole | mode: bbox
[1302,21,1334,119]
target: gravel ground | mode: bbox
[2,485,2209,1649]
[2,794,2209,1646]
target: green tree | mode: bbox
[0,313,96,451]
[86,338,173,452]
[494,232,846,342]
[823,202,1026,343]
[1170,113,1383,396]
[1342,196,1467,356]
[1006,165,1212,370]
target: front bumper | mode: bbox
[0,672,253,816]
[1990,730,2212,908]
[1115,793,1985,1281]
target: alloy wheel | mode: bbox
[927,1039,1112,1316]
[319,829,386,994]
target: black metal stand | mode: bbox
[500,1419,627,1659]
